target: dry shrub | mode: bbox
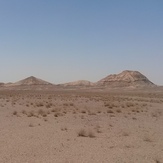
[13,111,17,115]
[143,137,153,142]
[42,113,47,117]
[151,110,162,118]
[78,129,95,138]
[22,110,27,115]
[38,109,44,115]
[107,110,114,113]
[69,103,74,106]
[44,118,48,122]
[155,159,161,163]
[81,110,86,114]
[28,111,34,117]
[51,108,56,112]
[88,112,96,115]
[29,123,34,127]
[132,117,137,120]
[88,130,95,138]
[121,104,125,108]
[63,103,69,107]
[78,129,87,137]
[36,102,44,107]
[104,102,116,109]
[46,103,52,108]
[54,112,63,117]
[126,102,134,107]
[142,103,147,107]
[47,110,50,114]
[38,109,47,117]
[96,127,102,133]
[122,132,129,136]
[116,109,122,113]
[61,127,68,131]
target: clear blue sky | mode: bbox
[0,0,163,85]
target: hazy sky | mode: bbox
[0,0,163,85]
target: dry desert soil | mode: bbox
[0,89,163,163]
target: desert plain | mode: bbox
[0,88,163,163]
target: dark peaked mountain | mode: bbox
[8,76,53,86]
[96,70,155,87]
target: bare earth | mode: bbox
[0,89,163,163]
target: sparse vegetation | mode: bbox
[1,88,163,163]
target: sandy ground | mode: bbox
[0,90,163,163]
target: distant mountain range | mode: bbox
[0,70,156,89]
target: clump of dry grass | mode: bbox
[36,102,44,107]
[78,129,95,138]
[69,103,74,106]
[104,102,116,109]
[29,123,34,127]
[116,109,122,113]
[126,102,134,107]
[88,112,96,115]
[122,132,129,136]
[121,104,125,108]
[44,118,48,122]
[143,136,153,142]
[88,130,95,138]
[81,110,86,114]
[13,111,17,115]
[38,109,44,115]
[155,159,161,163]
[61,127,68,131]
[27,111,35,117]
[107,110,114,113]
[132,117,137,120]
[54,112,63,117]
[46,103,53,108]
[78,129,87,137]
[95,125,102,133]
[38,109,47,117]
[151,109,162,118]
[63,103,69,107]
[22,110,27,115]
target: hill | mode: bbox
[61,80,94,87]
[96,70,155,87]
[8,76,53,86]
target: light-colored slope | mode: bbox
[62,80,94,87]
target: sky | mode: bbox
[0,0,163,85]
